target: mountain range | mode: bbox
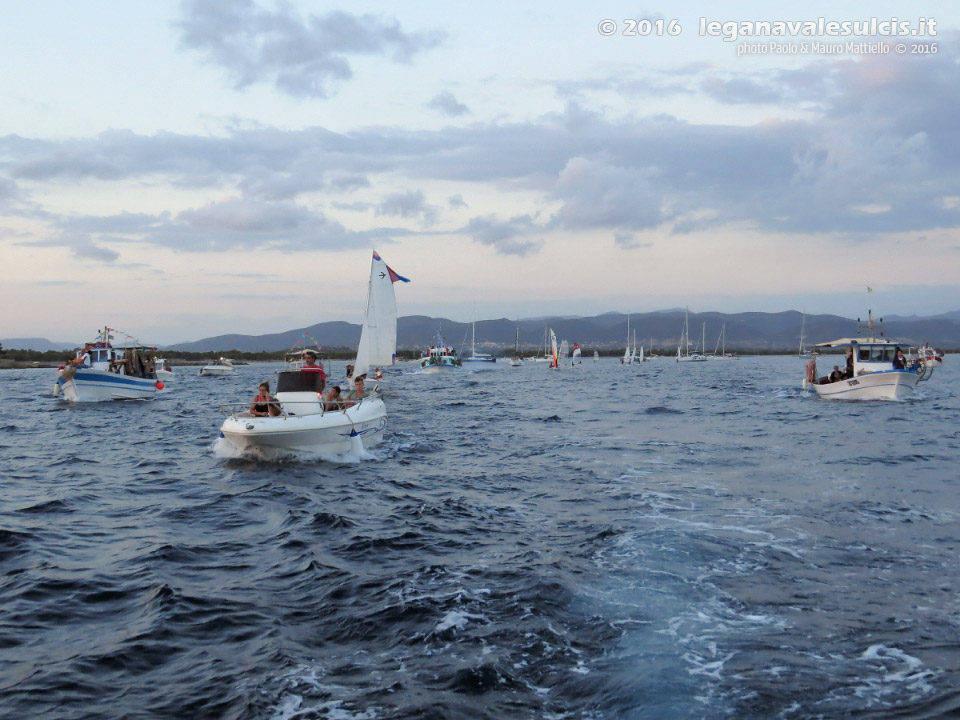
[6,310,958,353]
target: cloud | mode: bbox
[375,189,438,225]
[176,0,444,98]
[5,43,960,255]
[427,91,470,116]
[700,76,782,104]
[28,233,120,263]
[463,214,544,257]
[614,232,653,249]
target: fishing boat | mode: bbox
[462,321,496,363]
[155,357,175,382]
[509,325,523,366]
[420,330,462,373]
[802,311,925,401]
[200,357,235,376]
[54,328,164,402]
[218,250,405,455]
[677,309,707,362]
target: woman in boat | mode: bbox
[250,382,281,417]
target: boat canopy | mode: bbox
[814,337,897,349]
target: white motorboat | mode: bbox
[218,250,406,455]
[155,357,174,383]
[54,328,164,402]
[802,311,925,401]
[420,330,462,373]
[200,357,235,376]
[219,371,387,455]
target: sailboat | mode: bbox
[571,342,582,365]
[351,251,407,381]
[621,314,633,365]
[548,329,560,369]
[218,250,405,455]
[509,325,523,366]
[677,309,707,362]
[798,311,811,357]
[710,322,739,359]
[529,328,552,362]
[593,350,599,362]
[462,320,496,363]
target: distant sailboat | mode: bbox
[353,250,407,382]
[677,308,707,362]
[593,350,599,361]
[622,314,633,365]
[509,324,523,366]
[571,342,582,365]
[462,321,496,363]
[549,329,560,369]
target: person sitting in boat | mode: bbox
[323,385,343,411]
[250,381,282,417]
[892,346,906,370]
[374,367,383,380]
[829,365,844,382]
[300,350,326,390]
[343,375,366,408]
[346,364,354,382]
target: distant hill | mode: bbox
[0,337,79,352]
[165,311,960,353]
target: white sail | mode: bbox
[550,329,559,368]
[353,251,406,381]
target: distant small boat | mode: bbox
[593,351,599,362]
[54,328,163,402]
[677,309,707,363]
[548,328,560,370]
[155,357,174,382]
[200,357,235,376]
[571,342,582,365]
[509,325,523,366]
[462,321,496,363]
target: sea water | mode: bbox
[1,357,958,719]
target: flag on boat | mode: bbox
[372,251,410,283]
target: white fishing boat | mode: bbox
[509,325,523,366]
[462,321,496,363]
[420,330,462,373]
[155,357,175,382]
[677,309,707,362]
[54,328,164,402]
[802,311,925,401]
[200,357,235,376]
[219,250,406,455]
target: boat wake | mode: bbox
[210,436,379,465]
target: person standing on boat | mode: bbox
[301,350,326,391]
[892,346,906,370]
[845,348,855,378]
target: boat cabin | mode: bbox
[78,342,157,378]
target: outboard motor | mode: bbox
[275,371,325,416]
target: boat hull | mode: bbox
[811,370,918,401]
[220,398,388,454]
[56,369,159,402]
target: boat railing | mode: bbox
[218,389,380,418]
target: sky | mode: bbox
[1,0,958,344]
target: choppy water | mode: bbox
[2,356,959,719]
